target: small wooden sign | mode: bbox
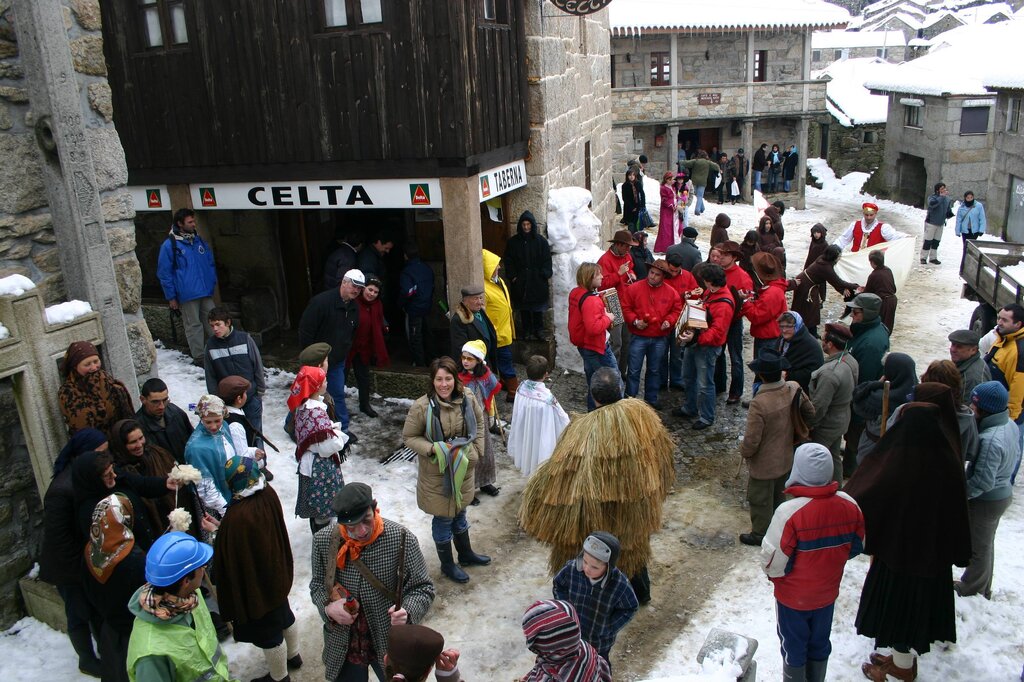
[697,93,721,105]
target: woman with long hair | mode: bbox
[402,357,489,584]
[620,166,645,233]
[654,171,676,252]
[567,263,617,411]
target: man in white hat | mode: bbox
[299,269,365,441]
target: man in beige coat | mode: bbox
[402,357,490,583]
[740,349,815,546]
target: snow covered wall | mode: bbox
[548,187,606,372]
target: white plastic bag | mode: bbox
[730,180,739,195]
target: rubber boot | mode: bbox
[504,376,520,403]
[435,541,469,583]
[806,658,828,682]
[630,566,651,605]
[783,663,806,681]
[68,626,102,678]
[453,529,491,566]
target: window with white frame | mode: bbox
[323,0,383,29]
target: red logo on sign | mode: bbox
[200,187,217,207]
[147,189,162,208]
[480,176,491,198]
[410,184,431,206]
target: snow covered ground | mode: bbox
[4,162,1023,680]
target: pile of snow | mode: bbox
[0,274,36,296]
[0,323,9,341]
[44,300,93,325]
[813,57,893,126]
[806,158,871,197]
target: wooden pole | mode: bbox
[879,380,891,438]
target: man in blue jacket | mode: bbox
[399,245,434,367]
[157,208,218,363]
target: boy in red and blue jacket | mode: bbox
[760,442,865,682]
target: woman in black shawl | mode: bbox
[845,384,971,681]
[852,352,918,464]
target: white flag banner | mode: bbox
[833,236,916,290]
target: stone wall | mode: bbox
[986,91,1024,241]
[508,7,615,236]
[808,120,886,177]
[810,45,907,72]
[0,381,44,629]
[0,0,155,378]
[877,93,995,206]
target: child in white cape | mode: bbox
[508,355,570,476]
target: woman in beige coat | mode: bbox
[403,356,492,584]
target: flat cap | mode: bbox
[216,376,251,404]
[948,329,981,346]
[461,284,484,298]
[682,227,699,238]
[331,482,375,524]
[824,322,853,341]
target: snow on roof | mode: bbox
[608,0,850,33]
[862,11,923,31]
[921,9,964,28]
[813,29,907,48]
[864,20,1024,95]
[814,57,893,126]
[956,2,1012,24]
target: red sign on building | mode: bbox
[200,187,217,207]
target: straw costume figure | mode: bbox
[518,368,675,604]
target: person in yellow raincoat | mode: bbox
[482,249,519,402]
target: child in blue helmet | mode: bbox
[126,532,237,682]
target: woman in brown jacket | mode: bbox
[402,356,491,584]
[788,245,859,338]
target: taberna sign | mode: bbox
[478,159,527,202]
[186,179,443,210]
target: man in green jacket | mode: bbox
[842,294,889,478]
[126,532,236,682]
[681,150,721,216]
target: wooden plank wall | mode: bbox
[99,0,529,180]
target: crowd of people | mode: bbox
[35,179,1019,682]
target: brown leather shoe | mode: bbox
[862,656,917,681]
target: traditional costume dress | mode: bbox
[834,203,904,252]
[458,340,501,490]
[289,366,348,528]
[507,379,569,476]
[184,395,238,518]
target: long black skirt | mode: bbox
[855,558,956,655]
[231,601,296,649]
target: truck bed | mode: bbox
[961,239,1024,311]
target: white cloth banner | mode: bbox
[833,236,916,290]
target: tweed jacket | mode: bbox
[309,519,435,680]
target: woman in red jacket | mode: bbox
[568,263,617,411]
[348,277,390,417]
[740,252,789,395]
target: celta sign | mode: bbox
[478,159,527,202]
[186,179,443,209]
[128,185,169,211]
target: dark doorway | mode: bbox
[895,153,927,208]
[819,123,830,159]
[1007,175,1024,242]
[677,127,721,163]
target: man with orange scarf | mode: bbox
[309,482,435,682]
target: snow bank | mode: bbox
[0,274,36,296]
[0,323,9,341]
[548,187,606,372]
[44,300,93,325]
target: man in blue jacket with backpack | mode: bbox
[157,208,218,363]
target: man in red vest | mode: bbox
[834,203,904,252]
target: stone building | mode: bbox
[810,30,906,71]
[808,57,891,177]
[608,0,849,208]
[983,83,1024,241]
[101,0,612,364]
[863,21,1022,209]
[0,0,155,627]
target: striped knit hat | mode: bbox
[521,600,611,681]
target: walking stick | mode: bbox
[879,380,891,438]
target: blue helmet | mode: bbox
[145,532,213,587]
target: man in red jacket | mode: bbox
[621,260,683,408]
[675,264,734,429]
[663,252,700,390]
[760,443,864,682]
[715,241,755,404]
[739,252,789,397]
[598,230,637,376]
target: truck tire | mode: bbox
[970,303,996,334]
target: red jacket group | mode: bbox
[568,287,612,354]
[694,288,735,348]
[597,250,635,299]
[742,278,788,339]
[760,482,865,610]
[621,280,683,338]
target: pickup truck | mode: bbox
[960,239,1024,331]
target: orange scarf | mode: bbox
[336,507,385,570]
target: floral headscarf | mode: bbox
[85,493,135,585]
[288,366,327,411]
[194,394,227,419]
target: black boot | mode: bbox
[68,626,102,678]
[436,541,469,583]
[453,529,491,566]
[630,566,651,605]
[360,403,378,418]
